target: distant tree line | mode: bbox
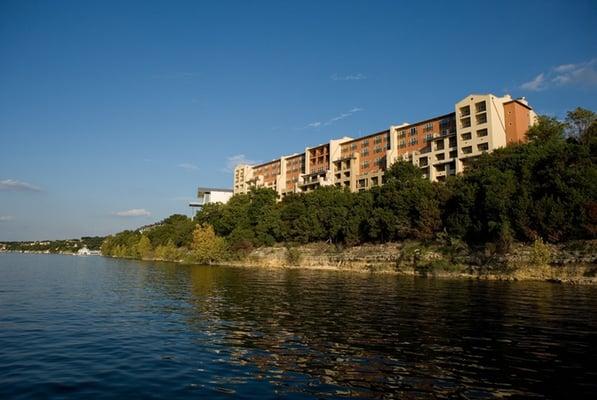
[2,236,105,253]
[100,107,597,262]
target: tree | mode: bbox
[279,193,311,243]
[190,223,227,264]
[100,236,114,256]
[154,240,180,261]
[526,116,565,142]
[374,161,441,241]
[384,160,424,184]
[565,107,596,143]
[136,235,152,259]
[146,214,195,248]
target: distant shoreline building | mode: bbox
[189,187,234,209]
[234,93,536,196]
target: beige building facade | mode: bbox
[233,93,537,196]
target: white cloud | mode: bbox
[224,154,259,172]
[521,59,597,91]
[521,73,546,91]
[553,64,576,73]
[177,163,199,171]
[0,179,42,192]
[0,216,14,222]
[331,73,367,81]
[112,209,151,217]
[306,107,364,128]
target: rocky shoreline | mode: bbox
[217,241,597,285]
[21,240,593,285]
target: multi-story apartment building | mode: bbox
[233,93,537,196]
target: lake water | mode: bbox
[0,253,596,399]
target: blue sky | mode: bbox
[1,0,596,241]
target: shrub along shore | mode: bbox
[101,109,597,283]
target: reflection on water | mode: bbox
[0,253,596,399]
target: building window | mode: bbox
[449,150,458,158]
[423,122,433,132]
[460,105,470,117]
[425,133,433,142]
[478,143,489,152]
[398,130,406,138]
[399,139,406,148]
[476,113,487,125]
[449,137,457,147]
[477,128,488,137]
[475,101,487,113]
[461,132,472,141]
[410,127,417,136]
[462,146,473,154]
[436,153,445,161]
[361,149,369,156]
[410,137,418,145]
[419,156,428,167]
[460,117,471,128]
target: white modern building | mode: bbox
[189,187,234,209]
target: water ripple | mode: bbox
[0,253,596,399]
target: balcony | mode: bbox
[475,101,487,113]
[476,113,487,125]
[477,128,488,138]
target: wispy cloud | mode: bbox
[0,215,14,222]
[331,73,367,81]
[521,73,546,91]
[177,163,199,171]
[306,107,364,128]
[521,59,597,91]
[112,209,151,217]
[0,179,42,192]
[223,154,259,172]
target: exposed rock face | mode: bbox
[220,241,597,284]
